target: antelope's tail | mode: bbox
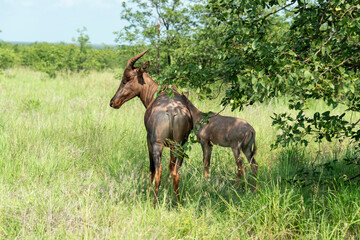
[249,131,257,161]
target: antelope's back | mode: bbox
[144,94,192,145]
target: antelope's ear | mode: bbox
[139,61,150,74]
[183,91,189,98]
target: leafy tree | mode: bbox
[73,27,91,71]
[152,0,359,174]
[115,0,200,73]
[148,1,228,100]
[192,0,360,152]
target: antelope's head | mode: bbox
[110,49,150,109]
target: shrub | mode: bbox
[0,47,17,69]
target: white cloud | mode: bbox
[20,0,36,6]
[1,0,47,7]
[93,0,113,8]
[53,0,115,8]
[1,0,118,8]
[53,0,80,7]
[62,0,76,7]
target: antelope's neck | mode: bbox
[185,100,202,128]
[139,74,159,108]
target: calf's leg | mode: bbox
[231,145,246,186]
[243,146,258,188]
[200,140,212,179]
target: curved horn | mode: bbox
[126,49,149,69]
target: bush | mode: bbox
[0,47,17,69]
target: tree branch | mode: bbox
[345,173,360,182]
[254,1,296,23]
[303,31,338,64]
[341,6,358,19]
[352,119,360,127]
[319,55,360,77]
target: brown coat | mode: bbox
[110,50,192,205]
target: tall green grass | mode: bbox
[0,68,359,239]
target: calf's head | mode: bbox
[110,49,150,109]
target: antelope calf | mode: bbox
[182,94,258,186]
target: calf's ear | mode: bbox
[139,61,150,74]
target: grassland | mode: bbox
[0,68,359,239]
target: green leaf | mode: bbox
[288,50,296,56]
[349,84,355,93]
[304,71,312,80]
[251,75,257,84]
[252,41,257,50]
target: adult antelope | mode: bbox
[109,49,192,205]
[181,94,258,187]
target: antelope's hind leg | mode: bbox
[169,149,182,202]
[147,136,155,186]
[151,142,164,206]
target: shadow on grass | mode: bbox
[270,146,360,190]
[99,143,359,212]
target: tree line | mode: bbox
[0,27,143,77]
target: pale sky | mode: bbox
[0,0,130,45]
